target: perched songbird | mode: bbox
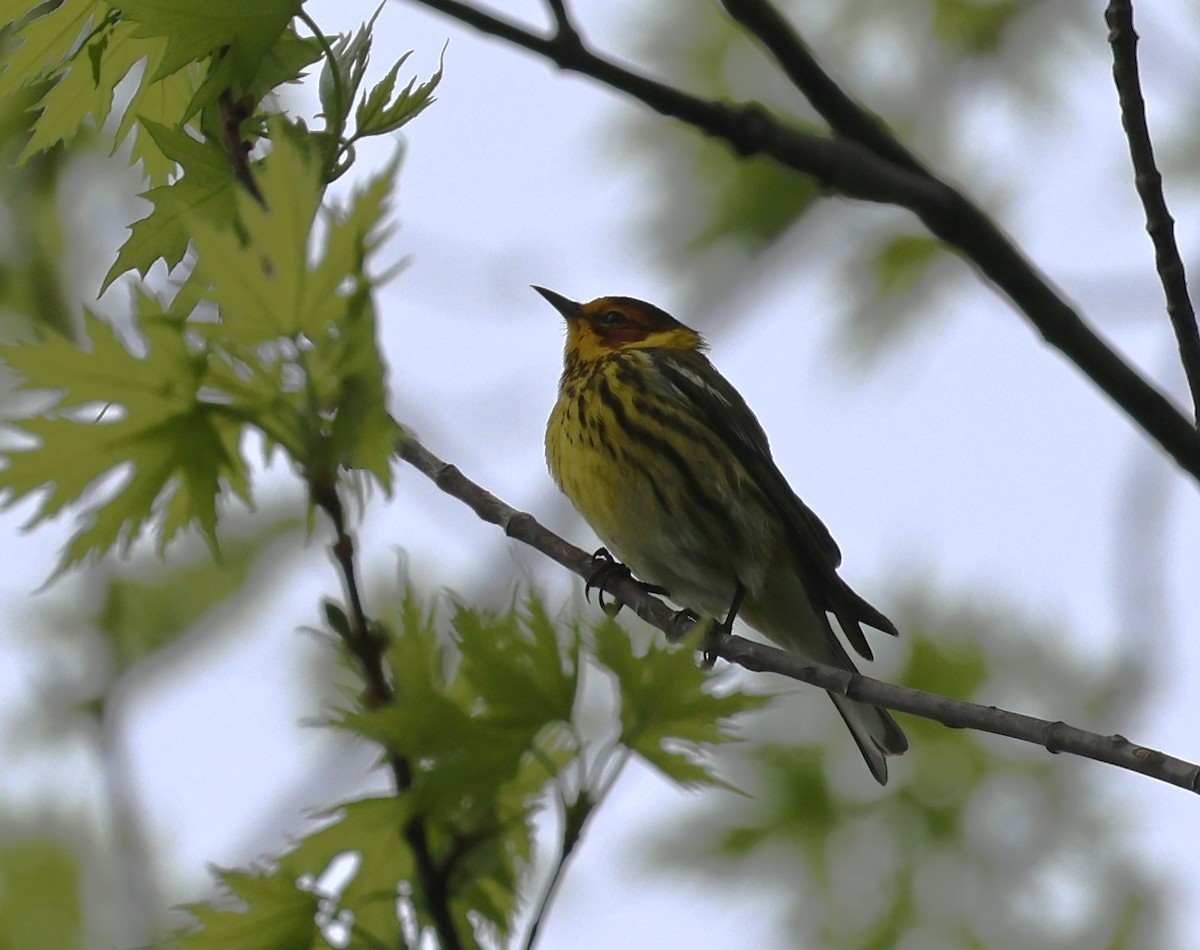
[537,286,907,784]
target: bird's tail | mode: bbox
[829,687,908,786]
[744,569,908,784]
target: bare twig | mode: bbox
[718,0,925,176]
[1105,0,1200,420]
[397,434,1200,795]
[542,0,579,47]
[395,0,1200,483]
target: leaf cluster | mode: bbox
[172,591,766,948]
[650,595,1164,950]
[1,127,398,570]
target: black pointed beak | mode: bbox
[532,285,583,320]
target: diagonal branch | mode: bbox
[396,434,1200,795]
[395,0,1200,483]
[718,0,926,176]
[1105,0,1200,420]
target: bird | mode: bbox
[536,286,907,784]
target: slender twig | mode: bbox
[522,744,631,950]
[396,435,1200,794]
[217,89,262,203]
[394,0,1200,480]
[718,0,925,176]
[297,8,350,182]
[311,480,464,950]
[520,792,576,950]
[1105,0,1200,420]
[542,0,579,47]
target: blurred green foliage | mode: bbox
[649,591,1163,950]
[0,840,83,950]
[620,0,1089,361]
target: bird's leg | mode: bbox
[585,547,668,617]
[701,582,745,667]
[669,582,745,664]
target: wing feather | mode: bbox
[654,351,895,658]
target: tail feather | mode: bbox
[829,693,908,785]
[745,569,908,785]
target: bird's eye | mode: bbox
[600,310,625,326]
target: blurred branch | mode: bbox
[395,0,1200,482]
[97,698,159,945]
[1105,0,1200,420]
[397,434,1200,795]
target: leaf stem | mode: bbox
[297,8,349,181]
[522,748,633,950]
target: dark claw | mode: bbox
[666,608,723,666]
[584,548,669,618]
[667,608,699,643]
[585,547,628,616]
[670,581,745,665]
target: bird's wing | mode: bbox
[654,351,896,658]
[653,351,842,566]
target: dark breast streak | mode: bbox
[574,353,758,549]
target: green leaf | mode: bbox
[281,797,412,946]
[897,633,987,703]
[175,866,319,950]
[317,16,376,136]
[0,0,107,100]
[117,0,302,85]
[690,149,820,251]
[353,49,442,140]
[93,514,301,672]
[187,131,397,485]
[117,57,206,186]
[592,618,768,789]
[932,0,1024,53]
[454,595,579,734]
[17,18,154,161]
[104,120,239,289]
[0,839,83,950]
[189,131,323,342]
[243,26,323,103]
[871,234,945,298]
[1,298,250,570]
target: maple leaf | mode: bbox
[1,296,250,572]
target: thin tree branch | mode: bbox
[1105,0,1200,420]
[218,90,262,204]
[394,0,1200,482]
[396,434,1200,795]
[718,0,926,177]
[542,0,579,47]
[311,480,464,950]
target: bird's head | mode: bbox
[533,286,704,363]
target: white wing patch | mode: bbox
[673,364,732,407]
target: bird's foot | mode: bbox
[668,607,730,668]
[584,548,668,618]
[670,582,744,667]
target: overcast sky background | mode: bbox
[2,1,1200,947]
